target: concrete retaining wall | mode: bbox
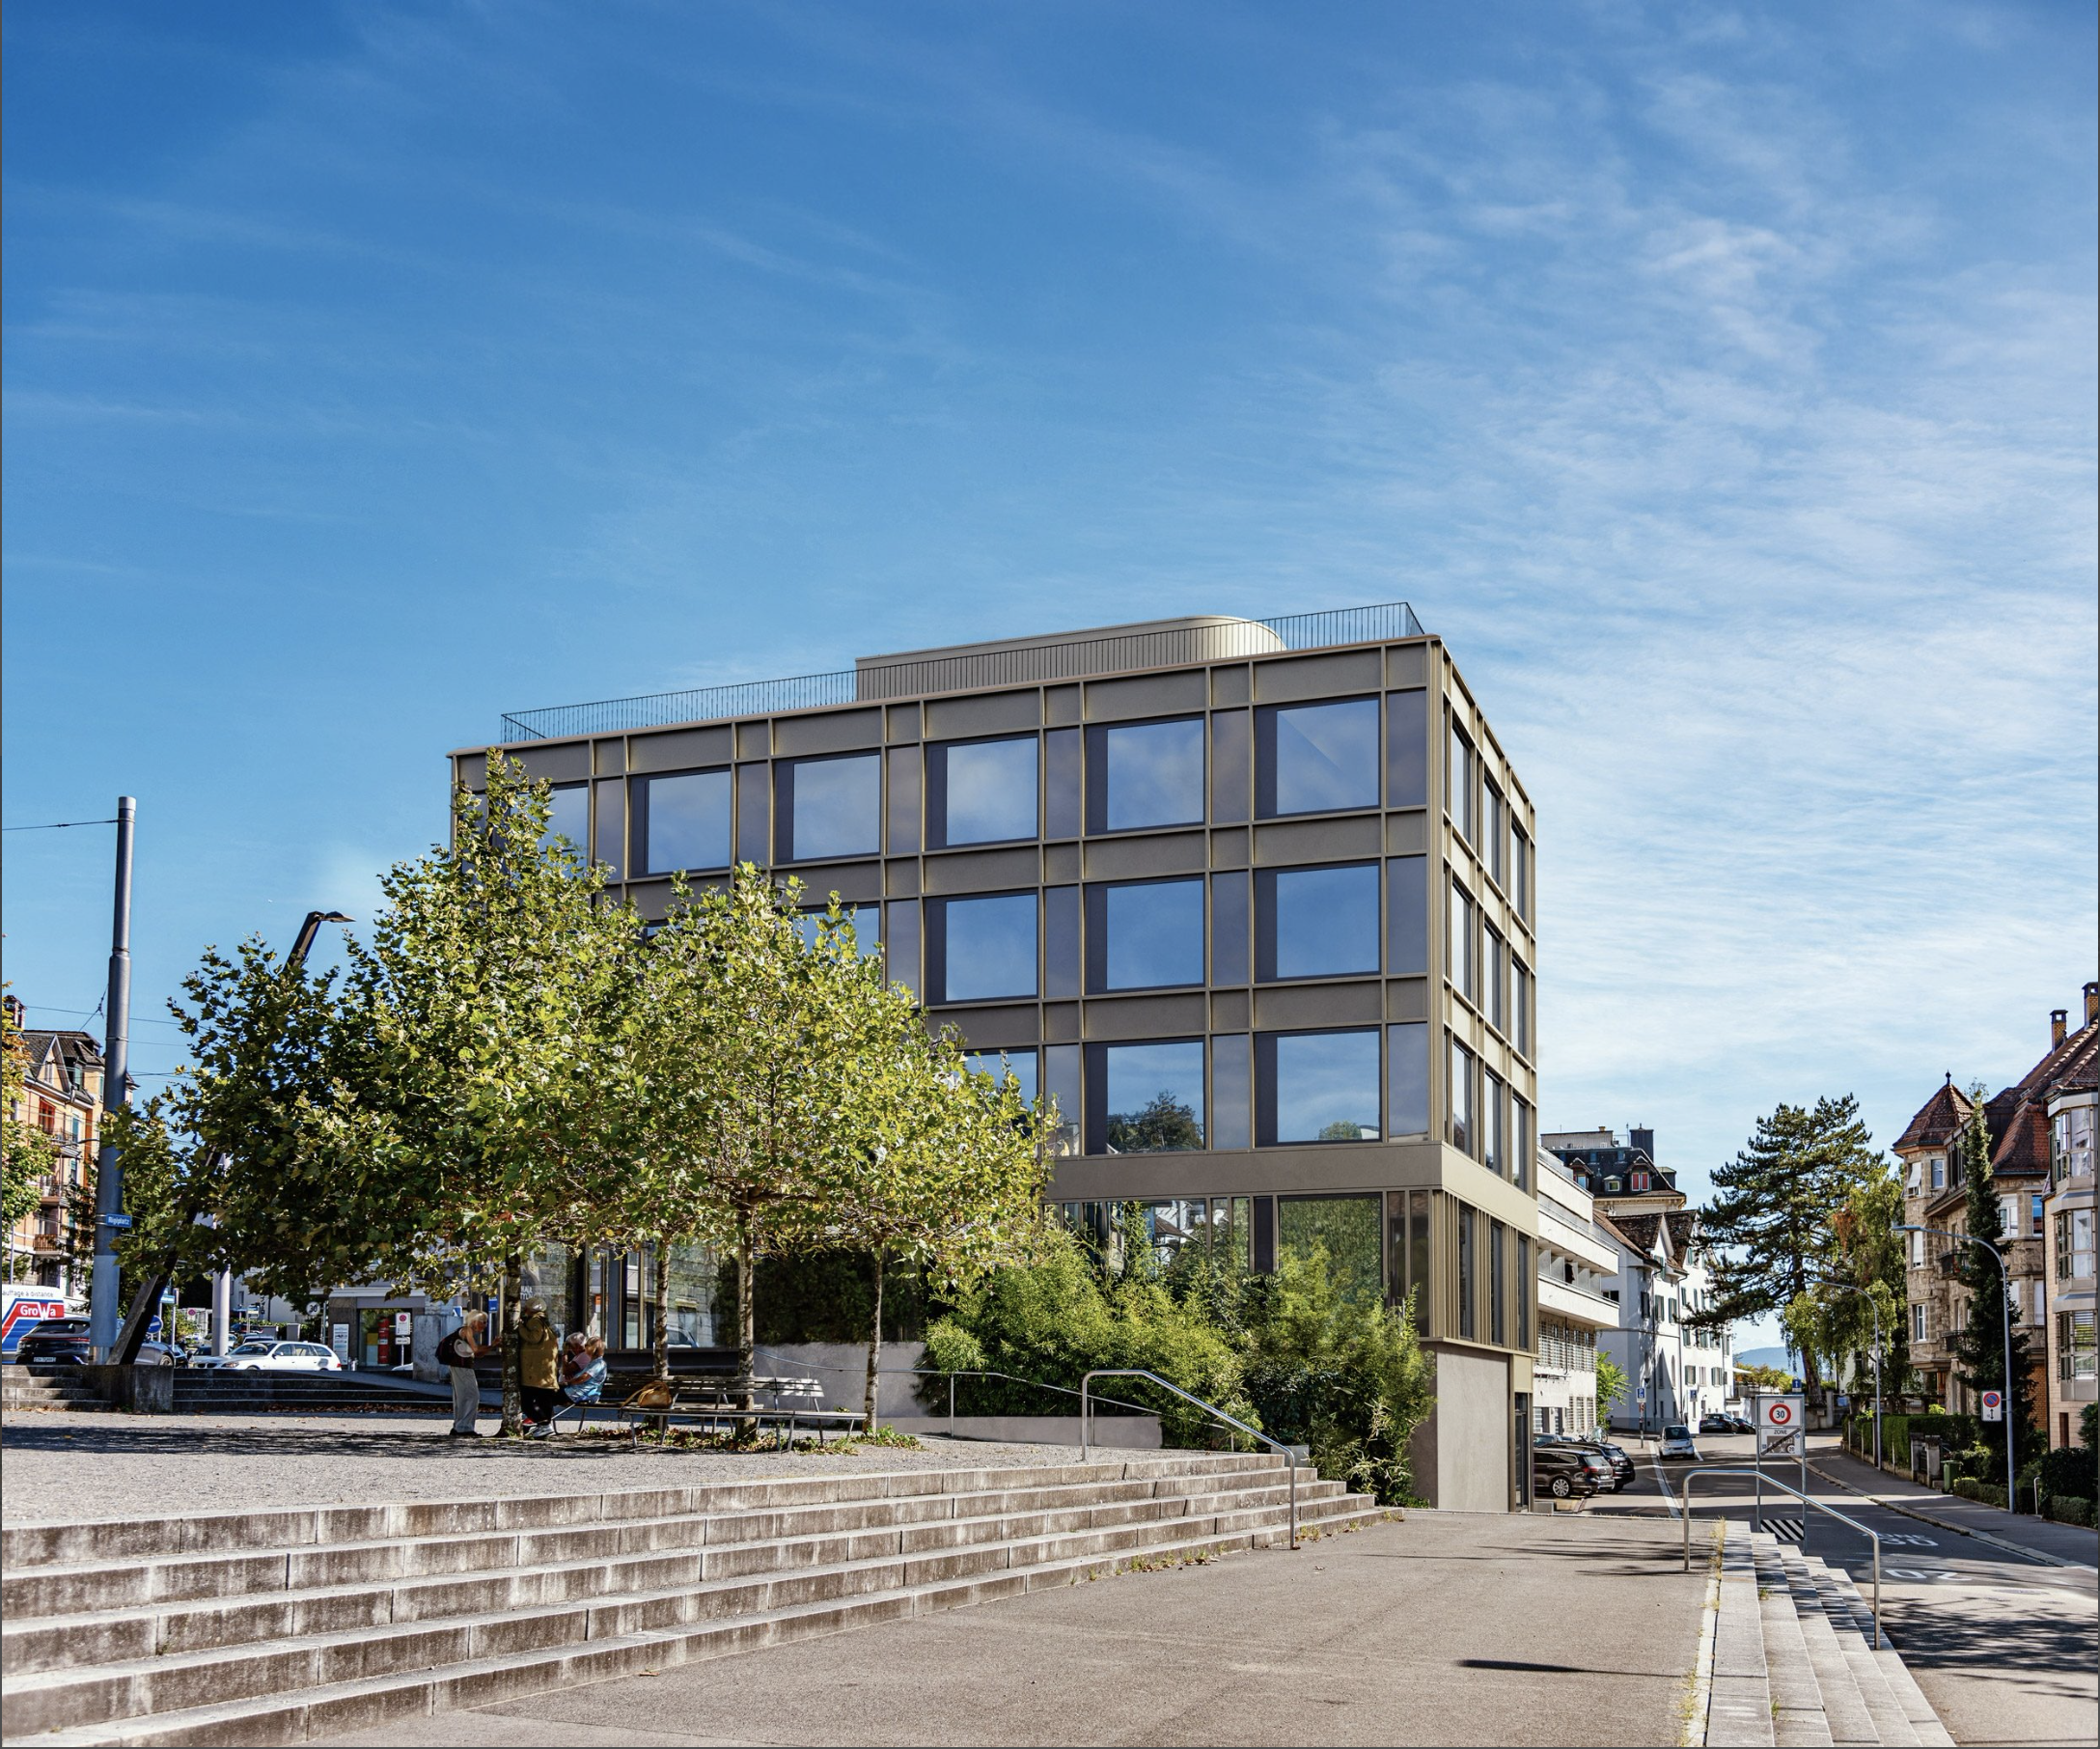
[80,1364,172,1412]
[884,1414,1162,1449]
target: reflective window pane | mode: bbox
[1211,1033,1252,1150]
[1043,1042,1081,1154]
[1386,856,1427,976]
[1256,862,1379,982]
[736,762,769,864]
[929,736,1037,847]
[964,1048,1037,1106]
[1086,1039,1205,1153]
[1482,1069,1506,1176]
[886,748,921,854]
[1086,877,1203,992]
[1257,698,1379,818]
[542,784,590,858]
[1511,829,1532,922]
[1044,885,1081,999]
[1387,1023,1429,1136]
[1210,708,1250,824]
[1086,718,1204,833]
[1484,928,1507,1032]
[886,900,920,997]
[1211,871,1250,986]
[931,892,1036,1003]
[1044,728,1081,839]
[1448,726,1476,843]
[1483,783,1506,888]
[1257,1029,1381,1144]
[1279,1195,1383,1306]
[794,904,881,958]
[777,752,881,862]
[1449,1036,1475,1154]
[1386,689,1428,808]
[1449,878,1478,1002]
[636,769,732,875]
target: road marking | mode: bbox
[1885,1567,1959,1582]
[1882,1533,1939,1547]
[1649,1454,1679,1517]
[1759,1516,1806,1542]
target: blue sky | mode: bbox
[5,4,2094,1344]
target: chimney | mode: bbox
[2086,981,2098,1027]
[1630,1126,1655,1161]
[2053,1009,2069,1047]
[0,993,22,1031]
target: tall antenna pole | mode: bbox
[89,796,136,1362]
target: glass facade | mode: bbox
[1256,862,1379,982]
[633,768,732,875]
[1087,717,1204,833]
[1044,886,1081,999]
[928,736,1037,847]
[1086,1039,1205,1153]
[1211,871,1251,986]
[1044,728,1082,839]
[776,752,881,862]
[543,783,590,857]
[1257,697,1380,818]
[1210,708,1251,823]
[965,1048,1038,1105]
[1449,878,1477,1003]
[1387,855,1428,976]
[1279,1194,1383,1304]
[1386,689,1428,808]
[1448,725,1475,844]
[1387,1022,1429,1136]
[1257,1028,1381,1144]
[795,904,881,958]
[1086,877,1204,991]
[1211,1033,1252,1150]
[1449,1036,1476,1154]
[928,892,1036,1003]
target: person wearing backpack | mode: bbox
[434,1311,490,1438]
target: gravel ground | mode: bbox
[0,1410,1089,1526]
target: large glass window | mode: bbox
[1484,928,1508,1033]
[1386,689,1428,808]
[927,892,1036,1004]
[964,1048,1037,1106]
[633,768,732,875]
[1449,878,1478,1002]
[1386,855,1427,976]
[1210,709,1250,824]
[794,905,881,958]
[1086,718,1204,833]
[1086,1040,1205,1153]
[542,784,590,857]
[1044,728,1081,839]
[1449,1036,1476,1155]
[1448,725,1476,844]
[1257,698,1379,818]
[927,736,1037,848]
[1211,871,1250,986]
[776,752,881,862]
[1256,862,1380,982]
[1086,877,1204,991]
[1256,1029,1381,1144]
[1483,783,1506,889]
[1482,1070,1506,1176]
[1387,1023,1430,1136]
[1279,1195,1383,1306]
[1211,1033,1252,1150]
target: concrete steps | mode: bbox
[1701,1524,1949,1748]
[1,1366,111,1414]
[2,1452,1382,1746]
[167,1373,450,1415]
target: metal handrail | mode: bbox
[1678,1469,1881,1641]
[1082,1368,1298,1550]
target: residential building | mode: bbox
[1548,1126,1732,1431]
[1894,986,2097,1426]
[2043,986,2097,1449]
[457,602,1543,1510]
[1532,1145,1616,1435]
[2,995,101,1295]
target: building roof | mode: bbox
[1894,1078,1971,1152]
[1990,1016,2099,1180]
[17,1030,103,1101]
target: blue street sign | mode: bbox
[103,1213,133,1230]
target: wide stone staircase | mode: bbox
[1702,1524,1950,1747]
[161,1370,451,1416]
[0,1365,110,1414]
[1,1451,1379,1747]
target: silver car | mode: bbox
[191,1339,342,1373]
[1659,1423,1702,1461]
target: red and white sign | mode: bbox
[1757,1394,1806,1453]
[1980,1389,2003,1423]
[1766,1401,1794,1427]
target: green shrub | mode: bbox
[2033,1444,2098,1504]
[2048,1494,2095,1527]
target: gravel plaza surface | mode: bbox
[0,1409,1084,1525]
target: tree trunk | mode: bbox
[864,1246,885,1432]
[651,1240,671,1381]
[734,1231,756,1414]
[500,1246,523,1437]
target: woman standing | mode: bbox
[435,1311,489,1439]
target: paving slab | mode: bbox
[312,1511,1708,1749]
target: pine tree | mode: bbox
[1700,1096,1882,1421]
[1951,1087,2035,1475]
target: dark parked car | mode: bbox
[1699,1413,1733,1434]
[1534,1444,1602,1500]
[14,1319,92,1367]
[1535,1433,1633,1490]
[1591,1439,1637,1486]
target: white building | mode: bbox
[1532,1147,1617,1435]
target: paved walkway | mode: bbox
[0,1410,1073,1523]
[313,1512,1708,1748]
[1807,1443,2099,1571]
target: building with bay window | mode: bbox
[456,603,1541,1509]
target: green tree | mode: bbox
[1788,1166,1908,1406]
[1701,1097,1882,1421]
[343,755,645,1434]
[1107,1092,1202,1153]
[1951,1088,2036,1471]
[1595,1353,1630,1427]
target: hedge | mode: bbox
[1950,1477,2008,1508]
[2047,1494,2095,1527]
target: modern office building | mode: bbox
[456,603,1542,1510]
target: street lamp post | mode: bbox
[1897,1224,2015,1504]
[1810,1278,1883,1474]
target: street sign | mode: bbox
[1756,1394,1805,1456]
[102,1213,133,1231]
[1980,1389,2003,1423]
[393,1312,413,1341]
[1636,1385,1647,1405]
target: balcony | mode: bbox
[1537,1274,1616,1326]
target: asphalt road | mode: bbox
[1594,1431,2097,1748]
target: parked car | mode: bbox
[1659,1423,1703,1461]
[1591,1439,1637,1486]
[1534,1433,1634,1490]
[191,1340,342,1373]
[134,1341,187,1367]
[14,1318,93,1367]
[1534,1444,1601,1500]
[1699,1412,1734,1434]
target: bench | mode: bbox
[612,1375,867,1449]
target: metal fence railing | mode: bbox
[497,600,1425,741]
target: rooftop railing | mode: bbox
[497,599,1425,742]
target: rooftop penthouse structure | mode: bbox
[454,602,1541,1510]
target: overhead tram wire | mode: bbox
[2,819,122,831]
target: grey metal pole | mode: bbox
[210,1269,233,1356]
[88,797,136,1362]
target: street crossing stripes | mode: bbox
[1758,1516,1806,1542]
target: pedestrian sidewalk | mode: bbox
[1808,1440,2099,1570]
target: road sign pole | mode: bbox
[88,796,136,1363]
